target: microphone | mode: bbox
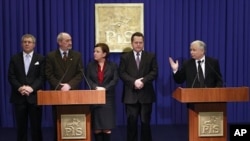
[54,60,72,90]
[78,63,91,90]
[191,72,198,88]
[207,61,225,87]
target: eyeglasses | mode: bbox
[22,41,34,44]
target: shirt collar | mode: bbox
[133,51,142,56]
[59,49,68,55]
[196,56,205,63]
[23,51,34,58]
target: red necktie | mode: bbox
[63,52,67,61]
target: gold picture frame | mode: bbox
[95,3,144,52]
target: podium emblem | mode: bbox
[61,114,86,139]
[198,112,223,137]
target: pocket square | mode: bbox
[34,61,39,65]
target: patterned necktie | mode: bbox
[136,52,140,69]
[198,60,205,87]
[63,52,67,61]
[24,54,31,75]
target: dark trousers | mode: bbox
[125,103,152,141]
[94,133,111,141]
[52,106,57,141]
[14,103,42,141]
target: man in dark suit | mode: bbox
[169,40,223,88]
[45,32,83,140]
[8,34,45,141]
[119,32,158,141]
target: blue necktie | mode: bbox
[24,54,31,75]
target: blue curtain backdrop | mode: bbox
[0,0,250,127]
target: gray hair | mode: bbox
[57,32,70,42]
[191,40,206,52]
[21,34,36,43]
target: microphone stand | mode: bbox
[54,62,72,90]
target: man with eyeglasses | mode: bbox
[8,34,45,141]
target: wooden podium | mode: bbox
[37,90,105,141]
[172,87,249,141]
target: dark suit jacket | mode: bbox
[86,60,119,96]
[86,60,118,129]
[45,49,83,90]
[8,52,45,104]
[119,51,158,104]
[173,56,223,88]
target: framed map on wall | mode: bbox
[95,3,144,52]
